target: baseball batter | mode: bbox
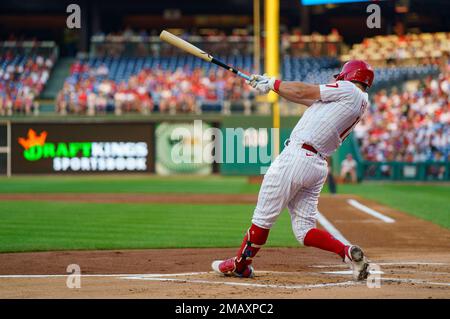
[212,60,374,281]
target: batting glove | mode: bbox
[247,74,276,94]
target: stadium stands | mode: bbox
[283,57,439,85]
[57,55,335,115]
[356,71,450,171]
[56,60,254,115]
[76,53,436,88]
[90,28,343,58]
[343,32,450,66]
[55,53,440,115]
[0,41,56,115]
[1,31,449,179]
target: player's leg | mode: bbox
[339,167,347,181]
[287,171,369,280]
[234,165,293,273]
[212,146,300,277]
[350,168,357,183]
[211,223,269,277]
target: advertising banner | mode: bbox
[155,122,213,175]
[11,123,154,174]
[220,116,293,176]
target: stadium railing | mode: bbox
[360,161,450,181]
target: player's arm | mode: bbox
[248,75,320,106]
[276,81,320,106]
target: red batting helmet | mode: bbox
[333,60,374,88]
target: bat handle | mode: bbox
[211,57,252,81]
[237,71,251,81]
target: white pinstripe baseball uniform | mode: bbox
[252,80,369,244]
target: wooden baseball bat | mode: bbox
[159,30,251,81]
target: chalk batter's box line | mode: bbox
[120,275,450,289]
[0,263,448,279]
[0,272,210,279]
[1,268,449,289]
[310,262,449,268]
[120,276,360,290]
[120,267,450,289]
[0,271,361,290]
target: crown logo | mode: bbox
[18,129,48,150]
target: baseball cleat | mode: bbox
[343,245,370,281]
[211,257,254,278]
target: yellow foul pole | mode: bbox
[265,0,280,158]
[253,0,261,74]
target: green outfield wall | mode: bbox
[219,116,298,175]
[1,115,448,181]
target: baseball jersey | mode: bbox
[289,80,369,157]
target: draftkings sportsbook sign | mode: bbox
[11,123,154,174]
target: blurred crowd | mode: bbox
[56,61,253,115]
[2,32,449,168]
[91,27,256,57]
[345,31,450,67]
[355,71,450,164]
[0,52,54,115]
[91,27,342,58]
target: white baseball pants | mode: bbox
[252,140,328,244]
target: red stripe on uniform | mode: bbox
[340,117,360,139]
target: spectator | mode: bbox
[359,70,450,163]
[58,62,253,115]
[91,27,341,58]
[0,50,54,115]
[340,154,358,183]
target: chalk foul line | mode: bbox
[317,211,351,245]
[347,199,395,223]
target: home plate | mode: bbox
[322,270,384,275]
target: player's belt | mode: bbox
[285,139,324,158]
[301,143,318,154]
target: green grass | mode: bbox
[0,176,260,194]
[0,201,297,253]
[332,183,450,229]
[0,176,448,252]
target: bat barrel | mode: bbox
[159,30,213,62]
[160,30,251,81]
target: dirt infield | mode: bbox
[0,193,258,204]
[0,194,449,298]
